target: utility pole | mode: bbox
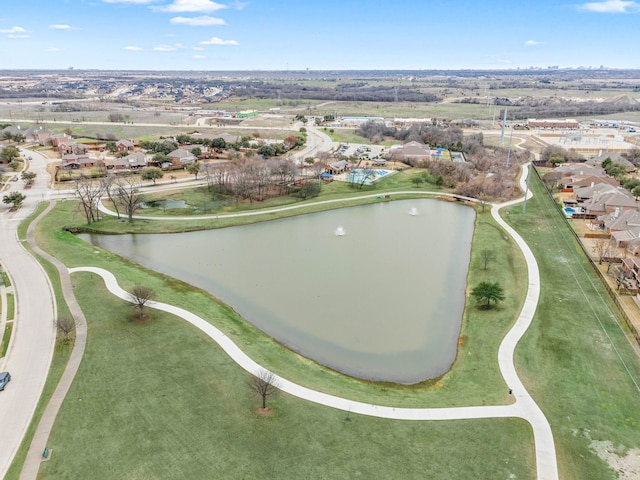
[506,128,513,168]
[500,107,508,145]
[523,163,531,213]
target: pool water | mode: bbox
[563,206,583,216]
[335,169,395,184]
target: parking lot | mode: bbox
[335,143,386,159]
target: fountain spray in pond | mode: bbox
[409,207,418,216]
[335,226,345,236]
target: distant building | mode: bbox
[528,118,579,129]
[389,141,432,162]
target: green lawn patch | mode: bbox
[505,173,640,480]
[1,323,12,357]
[0,270,10,287]
[39,271,535,480]
[6,293,14,321]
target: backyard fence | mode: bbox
[531,165,640,344]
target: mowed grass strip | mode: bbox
[39,271,535,480]
[506,174,640,480]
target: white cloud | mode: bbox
[47,47,60,52]
[193,54,206,59]
[123,45,144,51]
[525,40,543,46]
[579,0,639,13]
[153,0,227,13]
[192,46,204,50]
[8,34,30,38]
[103,0,158,4]
[229,1,249,10]
[49,24,72,30]
[0,26,27,34]
[153,44,178,51]
[170,15,226,26]
[200,36,238,45]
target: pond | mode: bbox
[80,199,475,384]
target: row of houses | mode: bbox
[61,148,197,171]
[555,161,640,295]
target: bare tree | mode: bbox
[100,174,121,219]
[479,249,496,270]
[592,238,612,265]
[55,316,77,343]
[116,176,142,223]
[251,369,280,409]
[129,286,154,320]
[75,176,104,224]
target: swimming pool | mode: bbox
[563,206,583,217]
[334,169,395,184]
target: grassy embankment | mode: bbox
[4,203,75,480]
[31,173,536,479]
[506,174,640,480]
[93,170,450,232]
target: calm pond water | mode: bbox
[81,199,475,384]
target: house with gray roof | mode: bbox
[582,190,637,216]
[106,151,147,170]
[390,141,431,163]
[167,148,196,166]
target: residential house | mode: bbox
[621,257,640,288]
[554,163,605,178]
[573,183,620,202]
[58,142,89,155]
[50,133,73,147]
[585,152,636,173]
[60,154,97,169]
[106,151,147,170]
[581,190,637,216]
[560,174,619,192]
[167,148,196,166]
[116,139,135,152]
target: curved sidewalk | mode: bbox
[30,163,557,479]
[71,165,559,478]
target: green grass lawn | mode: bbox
[505,174,640,480]
[24,179,538,479]
[5,293,14,321]
[38,271,534,480]
[20,166,640,479]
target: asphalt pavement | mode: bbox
[0,151,57,479]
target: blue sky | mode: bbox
[1,0,639,70]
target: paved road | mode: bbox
[0,151,57,479]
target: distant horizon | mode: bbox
[2,66,640,74]
[2,1,640,71]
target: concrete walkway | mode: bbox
[18,201,89,480]
[71,163,558,479]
